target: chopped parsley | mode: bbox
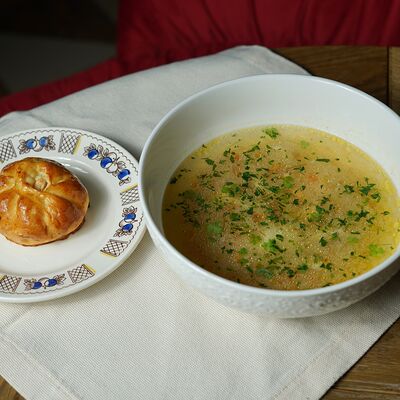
[368,244,385,257]
[164,125,398,291]
[221,182,240,197]
[256,268,274,279]
[249,234,262,245]
[207,222,223,237]
[262,239,285,254]
[239,247,248,255]
[320,263,333,271]
[263,127,279,139]
[297,263,308,272]
[319,237,328,247]
[343,185,354,193]
[230,213,241,221]
[283,176,294,188]
[300,140,310,149]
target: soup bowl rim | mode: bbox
[139,73,400,298]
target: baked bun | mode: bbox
[0,157,89,246]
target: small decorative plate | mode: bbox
[0,127,145,302]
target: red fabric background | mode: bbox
[118,0,400,64]
[1,0,400,117]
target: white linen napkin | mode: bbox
[0,46,399,400]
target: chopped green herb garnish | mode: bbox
[300,140,310,149]
[205,158,215,166]
[263,127,279,139]
[319,237,328,247]
[221,182,240,197]
[368,244,385,256]
[308,205,326,222]
[285,268,295,278]
[320,263,333,271]
[256,268,274,279]
[230,213,241,221]
[242,171,256,181]
[359,178,375,196]
[343,185,354,193]
[262,239,284,254]
[283,176,294,188]
[371,192,381,201]
[165,124,398,291]
[297,263,308,272]
[249,234,262,245]
[207,222,223,237]
[354,209,369,221]
[331,232,339,240]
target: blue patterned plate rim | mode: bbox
[0,127,146,303]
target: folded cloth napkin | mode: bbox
[0,46,399,400]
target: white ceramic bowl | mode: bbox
[139,74,400,318]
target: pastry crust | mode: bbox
[0,157,89,246]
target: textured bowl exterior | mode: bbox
[140,74,400,318]
[147,219,398,318]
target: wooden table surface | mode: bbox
[1,46,400,400]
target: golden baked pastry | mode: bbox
[0,157,89,246]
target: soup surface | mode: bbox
[163,125,400,290]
